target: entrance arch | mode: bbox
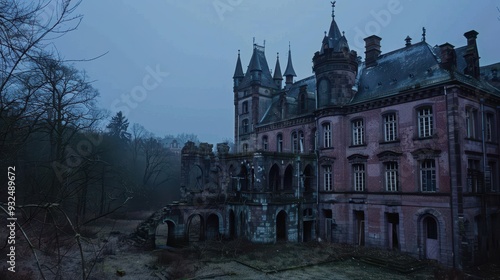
[206,214,220,240]
[187,214,204,242]
[283,165,294,190]
[155,220,175,248]
[423,216,439,260]
[276,210,287,241]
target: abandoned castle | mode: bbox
[147,5,500,268]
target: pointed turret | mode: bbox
[273,52,283,89]
[233,50,244,88]
[313,2,358,108]
[320,1,349,53]
[283,44,296,88]
[249,45,262,83]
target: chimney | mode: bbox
[463,30,480,79]
[439,42,456,71]
[364,35,382,67]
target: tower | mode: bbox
[313,2,358,108]
[233,43,277,153]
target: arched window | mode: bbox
[262,135,268,151]
[291,132,298,153]
[242,101,248,114]
[277,133,283,152]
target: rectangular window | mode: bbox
[262,136,268,151]
[486,113,494,142]
[385,162,398,191]
[352,119,364,145]
[353,164,365,191]
[467,159,481,193]
[466,107,477,139]
[383,113,397,142]
[324,165,332,191]
[420,159,436,192]
[418,107,433,138]
[323,123,332,148]
[242,119,249,133]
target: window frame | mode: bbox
[323,165,333,191]
[352,118,364,146]
[384,161,399,192]
[277,133,283,152]
[322,122,332,148]
[417,106,433,138]
[420,159,437,192]
[465,106,478,139]
[383,112,398,142]
[262,135,268,151]
[353,163,365,192]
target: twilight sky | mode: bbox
[54,0,500,144]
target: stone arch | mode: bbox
[206,213,220,240]
[414,208,446,261]
[276,210,287,241]
[283,164,294,190]
[269,164,281,191]
[186,214,204,242]
[155,220,176,248]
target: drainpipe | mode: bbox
[480,98,489,258]
[445,86,461,268]
[315,118,320,241]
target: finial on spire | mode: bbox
[342,31,345,37]
[277,52,279,59]
[422,27,426,42]
[324,31,327,37]
[288,41,291,51]
[253,37,255,45]
[331,1,336,18]
[238,49,240,55]
[264,40,266,47]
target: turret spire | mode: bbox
[273,52,283,89]
[283,43,296,88]
[233,50,244,87]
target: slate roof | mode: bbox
[258,40,500,127]
[283,49,297,77]
[352,41,452,103]
[259,76,316,125]
[238,44,278,89]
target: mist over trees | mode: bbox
[0,1,202,278]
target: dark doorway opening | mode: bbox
[303,221,313,242]
[276,210,287,241]
[387,213,399,250]
[354,211,365,246]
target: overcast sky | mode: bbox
[54,0,500,144]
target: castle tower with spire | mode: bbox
[313,1,358,108]
[232,43,277,153]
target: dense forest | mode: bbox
[0,1,202,278]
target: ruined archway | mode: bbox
[155,220,176,248]
[187,214,204,242]
[269,164,281,191]
[276,210,287,241]
[206,213,220,240]
[188,165,203,190]
[283,165,294,190]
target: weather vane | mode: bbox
[422,27,426,42]
[331,1,336,18]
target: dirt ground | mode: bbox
[2,213,499,279]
